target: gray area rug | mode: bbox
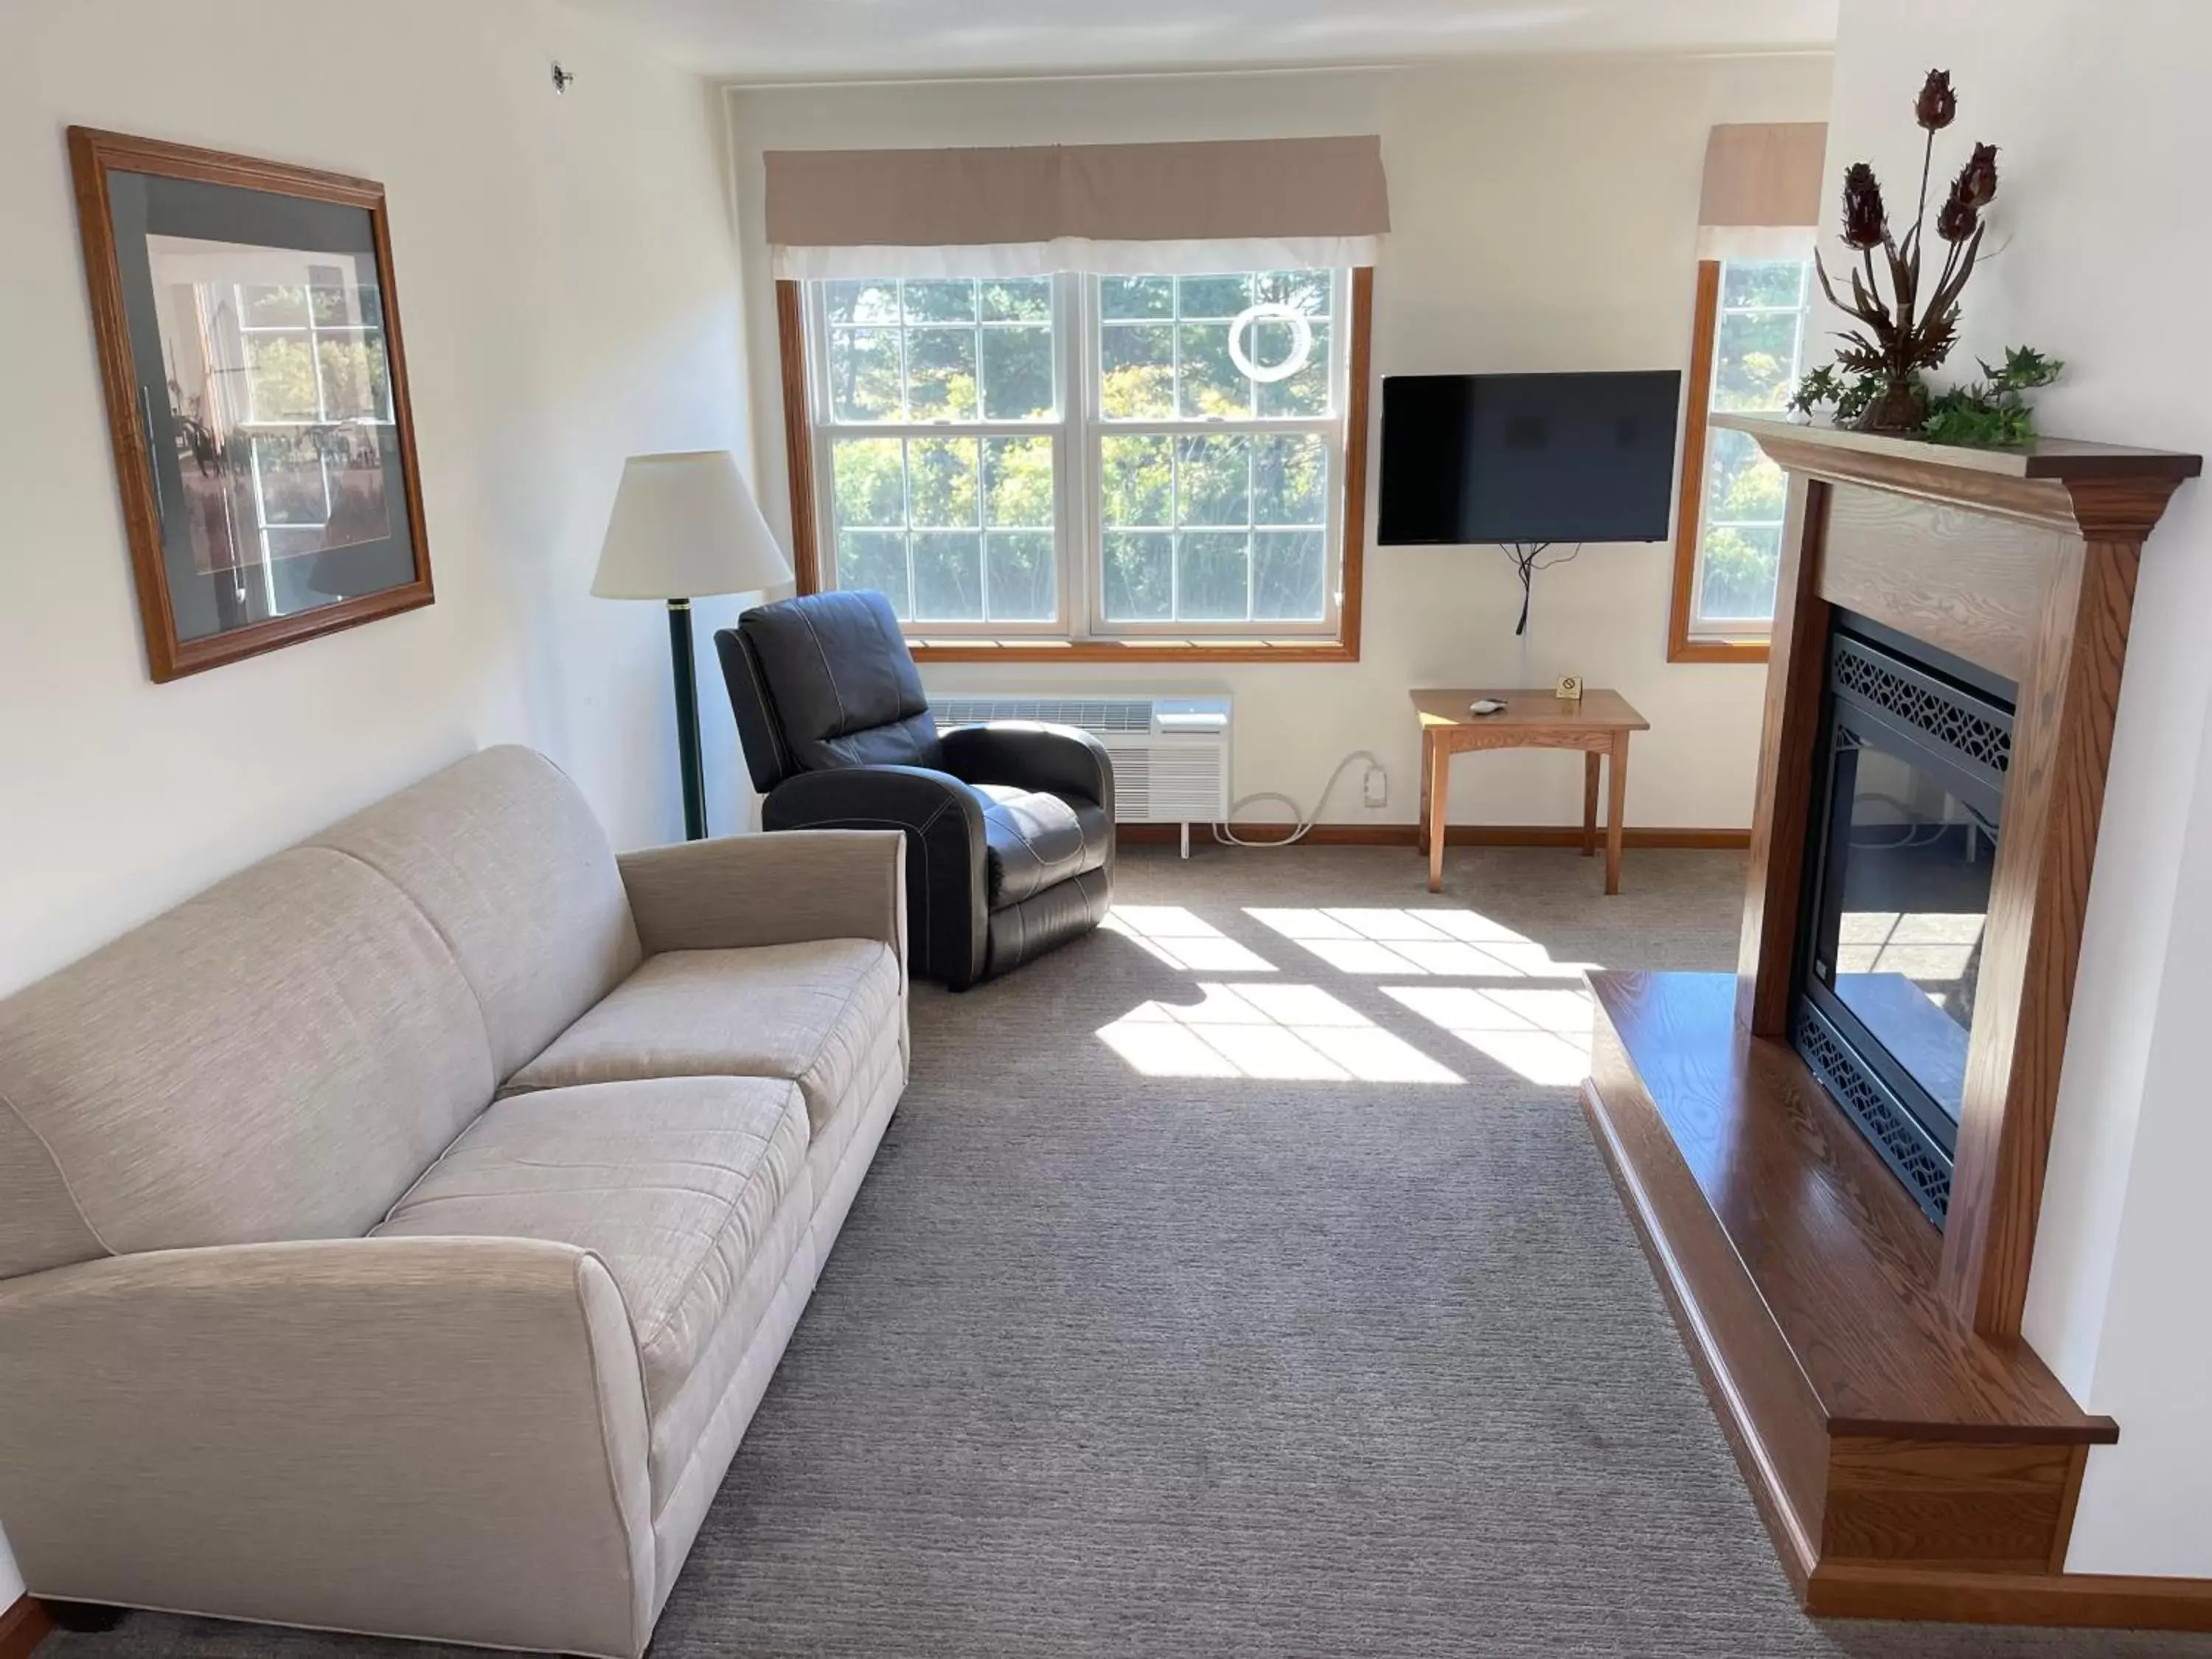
[44,846,2212,1658]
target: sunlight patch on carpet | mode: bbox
[1245,906,1600,978]
[1382,984,1595,1087]
[1099,981,1461,1083]
[1102,905,1279,973]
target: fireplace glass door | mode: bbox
[1795,626,2014,1225]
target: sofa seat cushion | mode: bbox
[502,940,900,1141]
[970,785,1110,908]
[373,1077,809,1464]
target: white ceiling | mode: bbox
[581,0,1837,81]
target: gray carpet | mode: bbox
[44,846,2212,1659]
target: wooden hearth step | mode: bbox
[1579,970,2112,1607]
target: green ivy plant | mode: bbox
[1921,347,2064,446]
[1787,363,1885,428]
[1787,346,2063,449]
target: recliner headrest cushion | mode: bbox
[734,589,941,776]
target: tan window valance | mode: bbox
[1697,122,1826,260]
[764,136,1390,279]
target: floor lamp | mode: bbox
[592,451,793,841]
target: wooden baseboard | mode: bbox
[1117,823,1750,850]
[0,1596,49,1659]
[1807,1563,2212,1630]
[0,1554,2203,1642]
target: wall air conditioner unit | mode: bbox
[931,694,1231,857]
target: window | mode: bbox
[787,266,1370,661]
[1095,271,1337,630]
[813,276,1062,626]
[233,274,396,566]
[1667,257,1813,662]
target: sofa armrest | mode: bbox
[619,827,906,961]
[939,721,1114,814]
[0,1237,655,1659]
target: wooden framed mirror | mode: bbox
[69,128,433,681]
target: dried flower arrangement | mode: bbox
[1788,69,2053,442]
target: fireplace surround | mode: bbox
[1582,415,2203,1627]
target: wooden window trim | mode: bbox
[1668,259,1770,666]
[773,266,1371,666]
[775,277,822,596]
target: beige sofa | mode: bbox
[0,747,908,1658]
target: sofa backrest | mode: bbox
[307,746,642,1079]
[0,746,643,1283]
[728,590,942,784]
[0,848,495,1280]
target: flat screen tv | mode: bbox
[1377,370,1683,546]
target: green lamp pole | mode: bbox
[593,451,793,840]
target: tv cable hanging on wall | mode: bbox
[1499,542,1582,635]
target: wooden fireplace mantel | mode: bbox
[1711,417,2202,535]
[1582,416,2202,1624]
[1721,415,2197,1340]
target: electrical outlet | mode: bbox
[1363,764,1388,809]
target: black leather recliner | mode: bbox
[716,590,1115,990]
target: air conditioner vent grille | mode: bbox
[927,693,1231,827]
[932,698,1153,733]
[1106,740,1225,821]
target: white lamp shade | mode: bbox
[591,450,793,600]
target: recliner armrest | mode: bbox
[618,828,905,961]
[764,766,989,989]
[0,1236,654,1658]
[939,722,1115,815]
[765,764,985,838]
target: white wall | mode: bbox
[0,0,760,995]
[1826,0,2212,1579]
[0,0,754,1598]
[725,55,1832,832]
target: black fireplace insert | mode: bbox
[1792,616,2016,1226]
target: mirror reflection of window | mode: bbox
[147,237,398,620]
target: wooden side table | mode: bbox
[1411,688,1651,895]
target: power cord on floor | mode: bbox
[1214,750,1388,848]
